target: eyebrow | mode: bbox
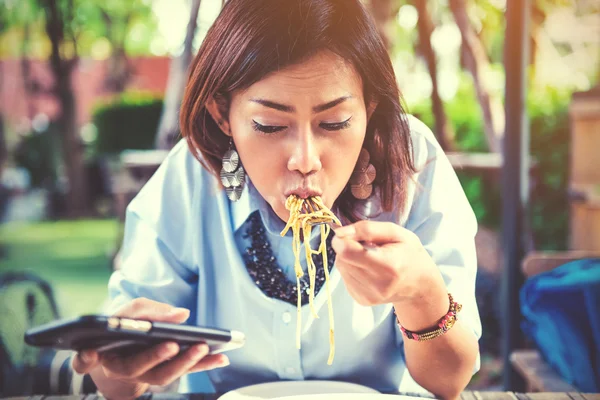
[250,96,352,114]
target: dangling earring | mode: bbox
[220,140,245,201]
[350,148,376,200]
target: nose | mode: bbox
[287,125,322,176]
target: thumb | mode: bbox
[159,307,191,324]
[114,298,191,324]
[163,307,190,324]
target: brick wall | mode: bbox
[0,56,170,133]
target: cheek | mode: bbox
[230,117,269,164]
[231,125,286,196]
[325,126,365,181]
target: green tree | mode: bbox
[95,0,156,92]
[411,0,455,150]
[1,0,155,216]
[448,0,504,153]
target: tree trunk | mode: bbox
[43,0,89,217]
[20,23,38,120]
[367,0,400,51]
[105,46,132,93]
[100,8,133,93]
[413,0,454,151]
[449,0,504,153]
[57,72,88,217]
[155,0,202,150]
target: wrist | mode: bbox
[392,274,448,332]
[398,293,462,341]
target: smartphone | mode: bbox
[24,315,245,355]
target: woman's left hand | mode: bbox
[331,220,446,308]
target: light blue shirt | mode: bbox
[106,115,482,395]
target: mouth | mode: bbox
[284,187,322,200]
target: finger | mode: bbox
[335,220,412,244]
[336,260,375,305]
[332,236,390,271]
[138,344,210,387]
[114,298,190,324]
[336,259,367,285]
[101,342,180,379]
[188,354,230,373]
[72,349,99,374]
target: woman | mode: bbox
[73,0,481,398]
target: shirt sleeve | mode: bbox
[105,141,201,318]
[398,116,482,371]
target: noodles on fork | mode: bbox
[280,195,341,365]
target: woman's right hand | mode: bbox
[71,298,229,400]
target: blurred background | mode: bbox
[0,0,599,395]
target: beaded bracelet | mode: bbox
[396,293,462,342]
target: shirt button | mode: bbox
[282,311,292,324]
[285,367,296,374]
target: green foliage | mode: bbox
[410,77,488,152]
[466,1,506,64]
[0,219,117,317]
[409,85,572,250]
[0,0,156,58]
[13,124,62,188]
[528,88,571,250]
[91,92,163,156]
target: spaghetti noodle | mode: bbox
[280,195,341,365]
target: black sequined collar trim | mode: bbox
[242,212,336,306]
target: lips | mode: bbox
[284,187,322,199]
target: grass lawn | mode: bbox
[0,219,120,317]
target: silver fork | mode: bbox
[309,221,376,250]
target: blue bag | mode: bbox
[520,258,600,392]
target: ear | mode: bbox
[206,96,232,136]
[366,99,379,121]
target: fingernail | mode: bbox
[167,307,190,319]
[221,358,230,367]
[335,225,355,238]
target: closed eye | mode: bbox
[320,116,352,131]
[252,121,286,134]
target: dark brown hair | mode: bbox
[180,0,416,222]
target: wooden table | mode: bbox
[3,393,599,400]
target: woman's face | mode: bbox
[226,51,373,222]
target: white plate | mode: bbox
[217,380,379,400]
[274,396,421,400]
